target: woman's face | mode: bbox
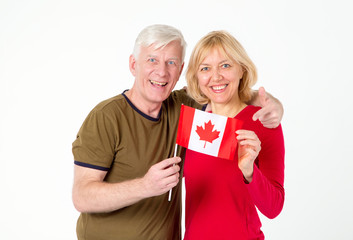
[197,47,244,105]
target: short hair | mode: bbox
[133,24,187,62]
[186,30,257,104]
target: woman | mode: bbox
[184,31,285,240]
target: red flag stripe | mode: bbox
[176,105,195,148]
[218,118,243,160]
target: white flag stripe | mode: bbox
[188,109,228,157]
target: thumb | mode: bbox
[258,86,267,107]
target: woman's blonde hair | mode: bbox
[186,30,257,104]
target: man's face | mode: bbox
[129,40,184,105]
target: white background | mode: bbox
[1,0,352,239]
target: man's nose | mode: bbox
[155,62,167,77]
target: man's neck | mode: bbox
[124,89,162,119]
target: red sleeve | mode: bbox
[246,124,285,219]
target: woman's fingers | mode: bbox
[236,130,261,154]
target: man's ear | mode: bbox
[129,54,136,76]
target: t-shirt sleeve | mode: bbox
[72,108,117,171]
[246,124,285,219]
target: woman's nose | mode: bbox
[212,69,222,81]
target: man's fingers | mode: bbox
[258,86,268,107]
[257,112,280,128]
[262,121,279,129]
[253,105,278,123]
[143,158,181,197]
[165,172,180,186]
[153,158,180,181]
[155,157,181,169]
[252,107,267,121]
[159,171,180,193]
[163,164,180,177]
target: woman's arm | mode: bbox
[245,125,285,219]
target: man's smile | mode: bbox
[150,80,168,87]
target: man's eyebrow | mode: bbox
[165,57,180,61]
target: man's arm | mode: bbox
[72,157,181,213]
[248,87,284,128]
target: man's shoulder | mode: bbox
[170,88,189,99]
[82,94,129,122]
[93,94,126,112]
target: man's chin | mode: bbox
[148,88,172,100]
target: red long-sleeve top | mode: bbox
[184,105,285,240]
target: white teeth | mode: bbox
[150,80,167,86]
[212,85,226,90]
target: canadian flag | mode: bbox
[176,105,243,160]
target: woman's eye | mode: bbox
[222,63,230,68]
[200,67,209,71]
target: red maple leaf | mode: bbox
[195,120,220,148]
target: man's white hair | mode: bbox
[133,24,187,62]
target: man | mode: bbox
[72,24,283,240]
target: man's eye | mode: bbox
[149,58,157,63]
[167,61,176,65]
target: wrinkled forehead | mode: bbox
[134,38,185,62]
[141,41,183,59]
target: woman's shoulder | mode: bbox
[235,105,264,133]
[236,105,261,119]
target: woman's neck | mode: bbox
[210,99,247,118]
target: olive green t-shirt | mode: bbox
[72,89,201,240]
